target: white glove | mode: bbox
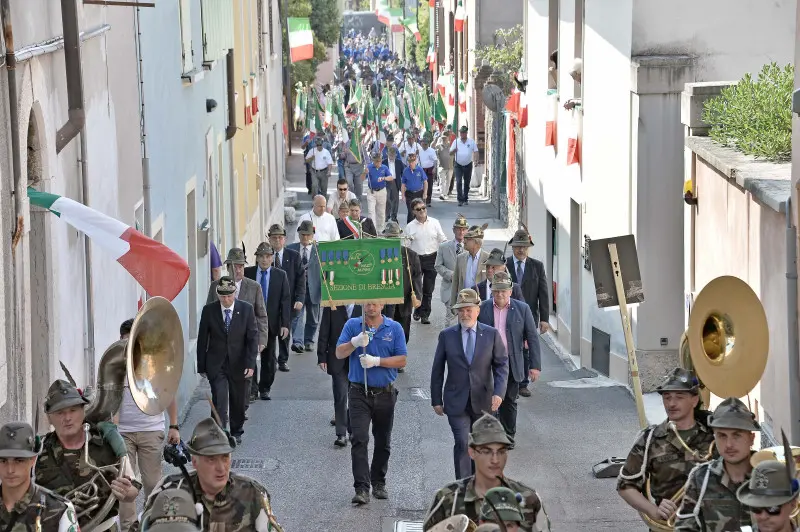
[351,332,370,348]
[359,354,381,368]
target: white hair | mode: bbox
[569,58,583,76]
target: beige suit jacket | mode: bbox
[206,277,269,346]
[449,249,490,308]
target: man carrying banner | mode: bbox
[381,221,422,343]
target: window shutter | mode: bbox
[201,0,235,63]
[180,0,193,72]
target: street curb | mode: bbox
[541,330,578,372]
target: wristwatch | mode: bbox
[169,424,180,430]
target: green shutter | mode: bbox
[201,0,235,62]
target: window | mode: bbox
[201,0,234,63]
[268,0,274,55]
[180,0,194,72]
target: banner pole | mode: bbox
[362,303,368,393]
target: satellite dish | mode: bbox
[482,83,505,113]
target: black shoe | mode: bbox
[334,435,348,447]
[291,344,303,353]
[413,314,421,321]
[279,363,290,372]
[304,343,314,352]
[249,395,258,404]
[330,418,336,426]
[518,386,531,397]
[372,484,388,500]
[507,439,516,450]
[260,391,271,400]
[421,317,431,324]
[464,200,469,205]
[235,435,243,445]
[439,195,447,200]
[458,201,464,206]
[397,367,405,373]
[244,413,249,420]
[351,491,370,505]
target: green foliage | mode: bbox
[405,4,430,72]
[357,0,370,9]
[702,62,794,161]
[473,25,523,92]
[310,0,341,47]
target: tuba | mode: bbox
[66,296,184,530]
[638,276,769,532]
[425,515,478,532]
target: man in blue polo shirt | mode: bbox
[401,152,427,223]
[335,302,407,506]
[366,152,391,233]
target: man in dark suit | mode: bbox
[506,228,549,398]
[287,221,322,353]
[383,146,404,223]
[475,248,523,301]
[317,303,362,448]
[337,198,377,238]
[245,223,305,371]
[381,221,422,343]
[477,272,539,446]
[246,243,291,400]
[431,288,509,480]
[197,276,259,444]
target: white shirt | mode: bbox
[328,190,357,216]
[299,210,341,242]
[406,216,447,255]
[398,141,419,163]
[300,244,313,263]
[450,137,478,166]
[221,302,235,321]
[309,148,333,170]
[387,159,398,180]
[418,146,438,169]
[117,385,165,433]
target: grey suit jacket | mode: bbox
[286,242,321,305]
[449,249,490,308]
[434,239,460,304]
[206,278,269,346]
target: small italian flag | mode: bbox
[27,188,190,301]
[376,0,390,25]
[458,80,467,113]
[402,17,421,41]
[426,45,436,71]
[287,17,313,63]
[388,8,404,32]
[454,0,466,32]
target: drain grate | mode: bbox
[409,388,430,400]
[393,521,424,532]
[230,458,279,471]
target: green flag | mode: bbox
[349,126,362,164]
[317,239,405,306]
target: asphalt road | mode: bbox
[171,151,646,531]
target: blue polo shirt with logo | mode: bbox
[337,316,407,387]
[366,162,391,191]
[401,165,427,192]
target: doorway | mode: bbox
[569,200,582,357]
[546,211,556,315]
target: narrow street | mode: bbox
[172,150,644,531]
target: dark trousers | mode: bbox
[305,162,312,193]
[277,327,291,365]
[447,401,481,480]
[405,189,424,223]
[423,167,436,204]
[454,162,473,203]
[349,383,398,492]
[416,253,437,319]
[209,369,247,437]
[497,377,521,439]
[520,334,541,387]
[331,367,350,437]
[258,334,279,393]
[384,304,411,343]
[385,180,399,222]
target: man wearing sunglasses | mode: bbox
[674,397,759,531]
[405,198,446,324]
[737,458,800,532]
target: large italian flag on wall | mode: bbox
[288,17,314,63]
[27,188,190,301]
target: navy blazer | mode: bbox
[430,322,509,416]
[506,256,549,323]
[477,298,540,382]
[475,279,523,302]
[245,247,306,305]
[197,300,259,376]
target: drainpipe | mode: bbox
[785,197,800,444]
[134,5,151,239]
[225,49,237,140]
[55,0,85,154]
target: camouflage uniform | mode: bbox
[675,397,761,532]
[0,421,79,532]
[616,369,715,531]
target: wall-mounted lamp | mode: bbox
[206,99,218,113]
[683,179,698,206]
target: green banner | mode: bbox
[316,238,405,307]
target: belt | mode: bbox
[350,382,394,394]
[456,162,473,167]
[314,167,328,171]
[407,189,423,194]
[369,186,386,192]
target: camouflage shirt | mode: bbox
[674,457,752,531]
[0,483,79,532]
[35,425,122,529]
[617,419,715,506]
[142,471,283,531]
[423,476,549,532]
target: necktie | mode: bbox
[516,260,523,282]
[456,242,462,255]
[465,328,475,365]
[260,270,268,302]
[275,253,282,269]
[224,309,232,333]
[302,247,308,266]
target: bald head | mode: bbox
[312,195,326,216]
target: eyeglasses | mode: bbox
[338,188,348,191]
[749,505,783,516]
[414,207,426,212]
[473,447,509,458]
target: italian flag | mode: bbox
[376,0,390,25]
[388,8,404,32]
[287,18,313,63]
[426,45,436,71]
[402,17,421,41]
[27,188,190,301]
[458,80,467,113]
[454,0,466,32]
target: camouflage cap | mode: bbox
[490,272,514,292]
[382,221,403,237]
[185,418,234,456]
[224,247,247,265]
[478,486,524,523]
[708,397,760,432]
[267,223,286,237]
[216,276,236,296]
[426,515,474,532]
[297,220,315,235]
[44,379,89,414]
[655,367,699,395]
[452,214,469,229]
[469,413,512,447]
[464,224,487,240]
[0,422,39,458]
[254,242,274,256]
[452,288,481,309]
[485,248,506,266]
[508,228,533,247]
[144,488,201,532]
[737,459,800,508]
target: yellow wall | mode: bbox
[232,0,260,242]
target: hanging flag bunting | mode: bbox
[429,0,435,6]
[402,17,421,41]
[545,90,558,145]
[566,115,581,166]
[454,0,466,32]
[287,18,314,63]
[27,188,190,301]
